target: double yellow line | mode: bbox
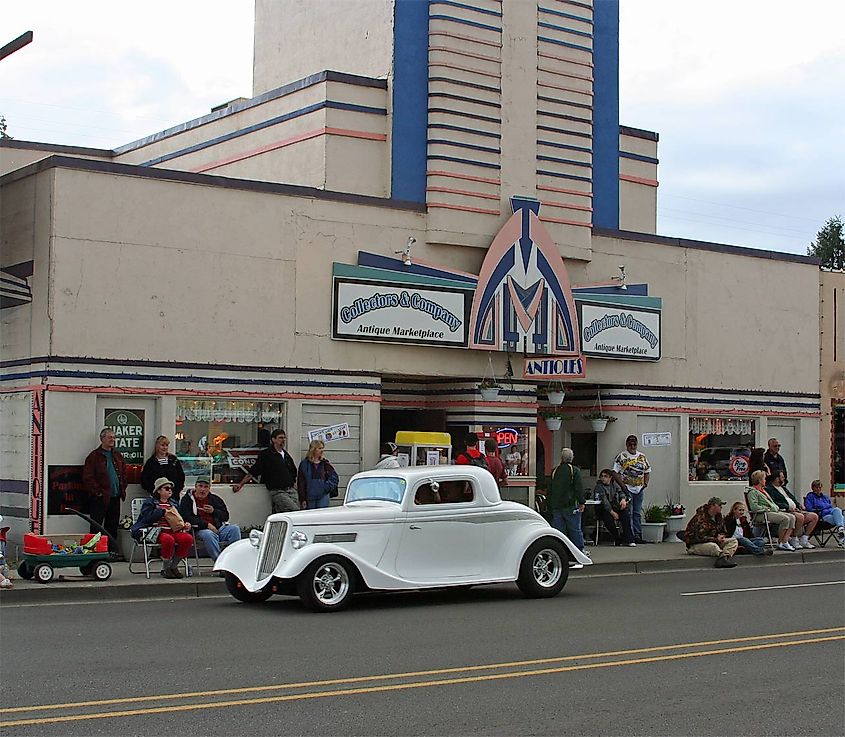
[2,627,843,727]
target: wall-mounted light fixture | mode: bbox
[611,264,627,290]
[395,236,415,266]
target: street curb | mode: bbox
[3,549,842,605]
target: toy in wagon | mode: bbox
[17,531,112,584]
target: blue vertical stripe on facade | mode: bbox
[591,0,620,228]
[391,0,430,203]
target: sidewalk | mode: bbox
[2,542,843,605]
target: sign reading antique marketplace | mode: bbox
[103,408,145,464]
[578,302,661,360]
[333,280,469,347]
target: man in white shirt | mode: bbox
[612,435,651,542]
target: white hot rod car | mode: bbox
[215,465,592,611]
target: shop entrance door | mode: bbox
[636,415,681,507]
[301,403,362,495]
[767,421,796,484]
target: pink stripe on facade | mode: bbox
[427,186,499,200]
[537,183,592,197]
[537,81,593,97]
[428,30,503,49]
[537,50,594,68]
[619,173,659,187]
[428,62,501,80]
[538,215,591,227]
[429,45,501,63]
[427,202,500,215]
[539,199,593,212]
[427,170,501,185]
[191,128,386,173]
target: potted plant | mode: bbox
[663,502,686,541]
[544,381,566,405]
[478,377,501,401]
[540,409,572,432]
[641,504,669,543]
[581,411,617,433]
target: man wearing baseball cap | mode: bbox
[682,496,739,568]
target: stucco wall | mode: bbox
[253,0,395,96]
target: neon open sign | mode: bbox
[496,428,520,448]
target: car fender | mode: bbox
[273,544,405,589]
[510,524,592,575]
[213,539,264,591]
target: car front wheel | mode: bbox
[297,556,355,612]
[224,572,273,603]
[516,538,569,598]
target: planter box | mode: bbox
[640,522,665,543]
[665,514,686,542]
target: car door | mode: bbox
[394,479,485,582]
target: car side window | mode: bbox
[414,481,474,505]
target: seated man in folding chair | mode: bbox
[593,468,635,547]
[179,477,241,568]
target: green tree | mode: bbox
[808,216,845,270]
[0,115,11,140]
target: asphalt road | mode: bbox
[2,562,844,736]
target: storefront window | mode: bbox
[688,417,755,482]
[480,426,530,477]
[175,399,286,485]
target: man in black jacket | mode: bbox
[232,429,299,512]
[179,477,240,561]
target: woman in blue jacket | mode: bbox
[296,440,339,509]
[804,480,845,546]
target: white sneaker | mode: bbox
[581,549,591,558]
[627,542,637,547]
[799,535,814,549]
[788,537,802,549]
[777,542,795,551]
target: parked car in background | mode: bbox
[215,466,591,611]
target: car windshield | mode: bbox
[346,477,406,504]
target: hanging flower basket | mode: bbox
[479,386,500,401]
[547,390,565,405]
[544,417,562,431]
[590,418,608,432]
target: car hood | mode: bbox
[268,502,399,528]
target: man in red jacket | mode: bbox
[484,439,507,487]
[82,428,127,553]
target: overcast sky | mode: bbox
[2,1,842,256]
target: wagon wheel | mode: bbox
[80,562,94,576]
[17,561,33,580]
[92,562,112,581]
[33,563,55,584]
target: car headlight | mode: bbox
[249,529,264,548]
[290,530,308,549]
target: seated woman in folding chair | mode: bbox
[131,477,194,578]
[804,480,845,547]
[746,470,798,552]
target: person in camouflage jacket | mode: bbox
[682,496,739,568]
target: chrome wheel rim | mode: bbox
[312,562,350,605]
[532,548,563,588]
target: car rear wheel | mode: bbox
[224,572,273,603]
[516,538,568,598]
[297,556,355,612]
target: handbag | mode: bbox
[142,526,162,544]
[164,506,186,532]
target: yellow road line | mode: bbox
[2,634,843,728]
[2,627,842,714]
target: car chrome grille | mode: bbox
[257,520,286,579]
